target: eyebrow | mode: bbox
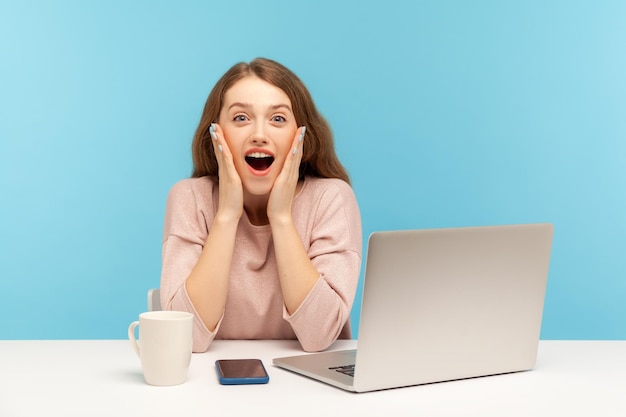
[227,102,293,112]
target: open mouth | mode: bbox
[245,152,275,171]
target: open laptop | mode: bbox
[273,223,554,392]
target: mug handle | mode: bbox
[128,321,140,357]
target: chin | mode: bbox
[242,178,275,197]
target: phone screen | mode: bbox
[215,359,269,384]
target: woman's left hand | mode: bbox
[267,126,306,224]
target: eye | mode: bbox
[233,114,248,122]
[271,115,286,123]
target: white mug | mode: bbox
[128,311,194,386]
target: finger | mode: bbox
[278,128,300,184]
[289,126,306,177]
[209,123,226,176]
[213,125,239,163]
[210,123,236,177]
[209,123,222,160]
[210,123,224,154]
[292,126,306,156]
[286,126,305,173]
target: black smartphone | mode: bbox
[215,359,269,385]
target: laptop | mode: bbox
[273,223,554,392]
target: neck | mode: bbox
[243,193,269,226]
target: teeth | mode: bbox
[247,152,272,158]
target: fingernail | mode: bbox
[299,126,306,142]
[293,147,297,155]
[210,123,217,140]
[218,144,223,152]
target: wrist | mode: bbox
[268,212,294,229]
[212,211,241,229]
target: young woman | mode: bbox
[160,58,362,352]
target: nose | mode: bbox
[250,123,269,145]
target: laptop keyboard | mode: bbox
[329,364,355,377]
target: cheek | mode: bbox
[278,130,296,153]
[220,133,245,168]
[221,129,241,152]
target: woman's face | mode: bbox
[218,75,298,197]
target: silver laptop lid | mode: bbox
[352,223,553,392]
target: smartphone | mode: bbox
[215,359,269,385]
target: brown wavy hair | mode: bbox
[191,58,350,185]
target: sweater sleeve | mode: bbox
[284,180,363,352]
[159,179,219,352]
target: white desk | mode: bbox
[1,340,624,417]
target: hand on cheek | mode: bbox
[210,123,244,222]
[267,126,306,223]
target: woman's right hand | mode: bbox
[183,124,242,335]
[210,123,244,223]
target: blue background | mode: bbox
[1,1,624,340]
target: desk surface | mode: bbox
[1,340,625,417]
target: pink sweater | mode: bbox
[160,176,362,352]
